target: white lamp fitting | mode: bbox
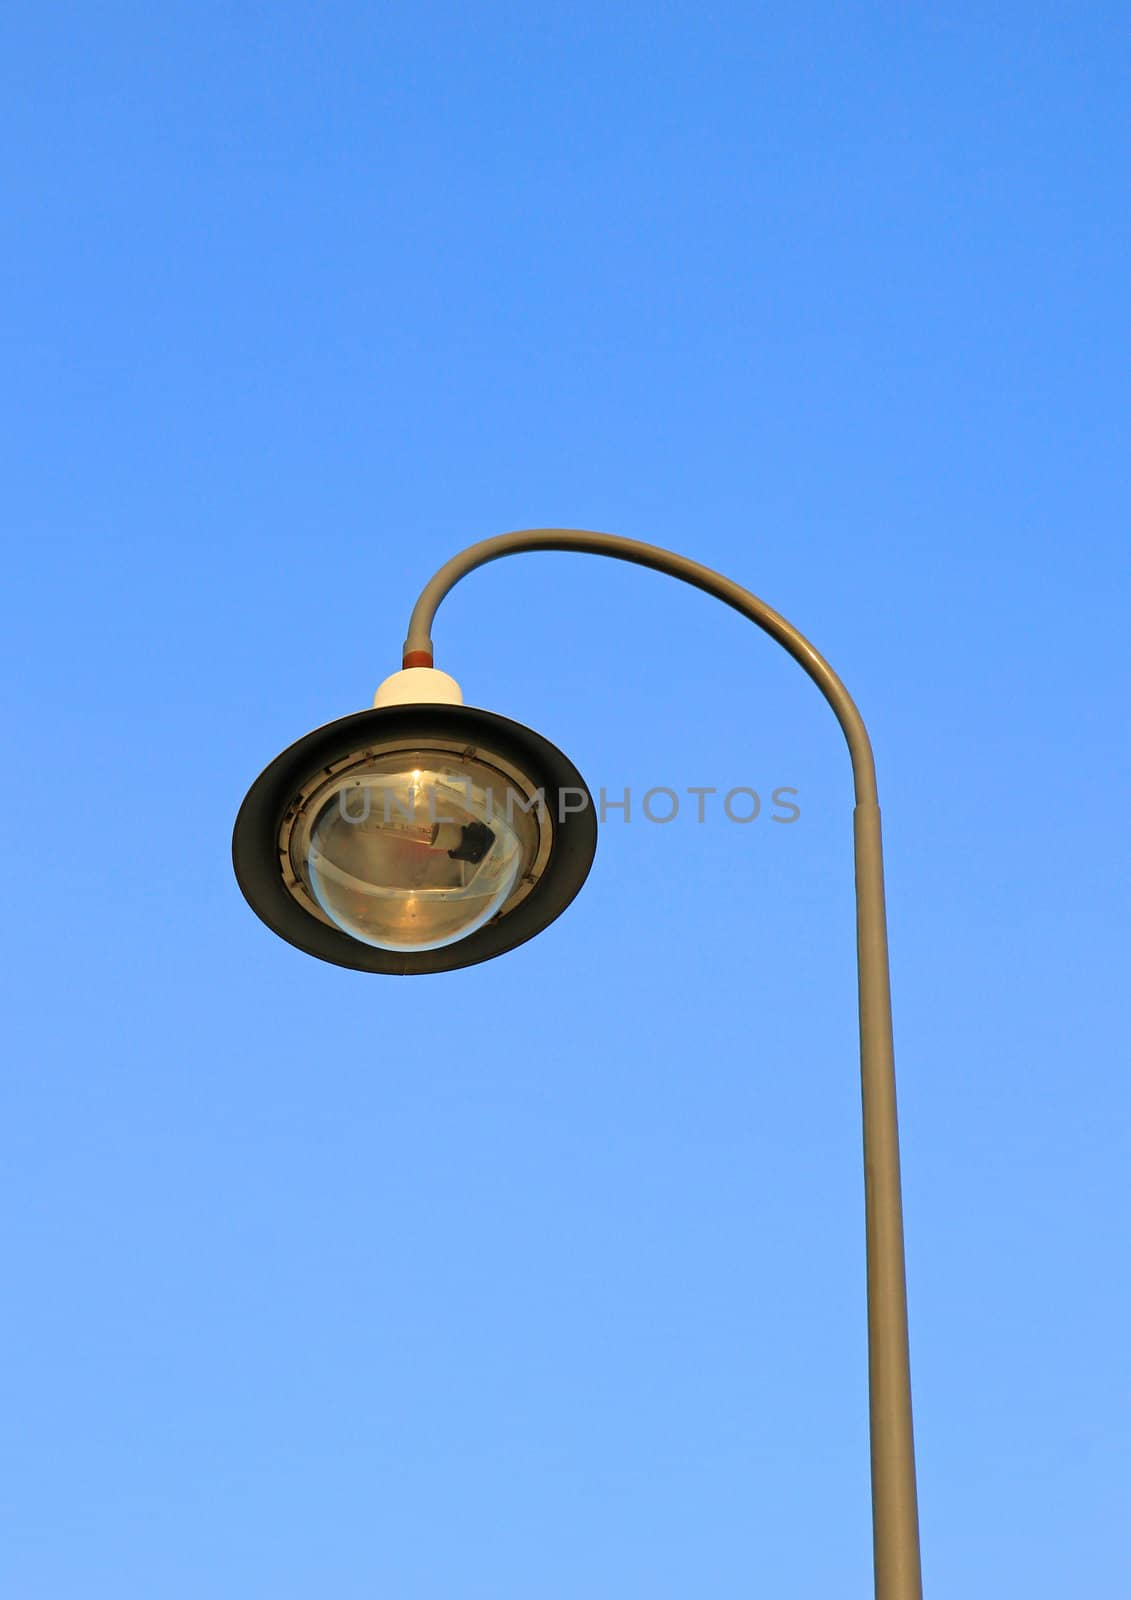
[372,667,464,708]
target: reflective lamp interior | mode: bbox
[289,750,542,952]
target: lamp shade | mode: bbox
[232,704,597,975]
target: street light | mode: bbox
[232,528,923,1600]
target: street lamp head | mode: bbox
[232,670,596,975]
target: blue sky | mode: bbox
[3,5,1129,1596]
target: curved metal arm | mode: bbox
[404,527,879,805]
[405,528,922,1600]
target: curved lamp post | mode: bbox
[233,528,922,1600]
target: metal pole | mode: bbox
[404,529,923,1598]
[855,799,922,1599]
